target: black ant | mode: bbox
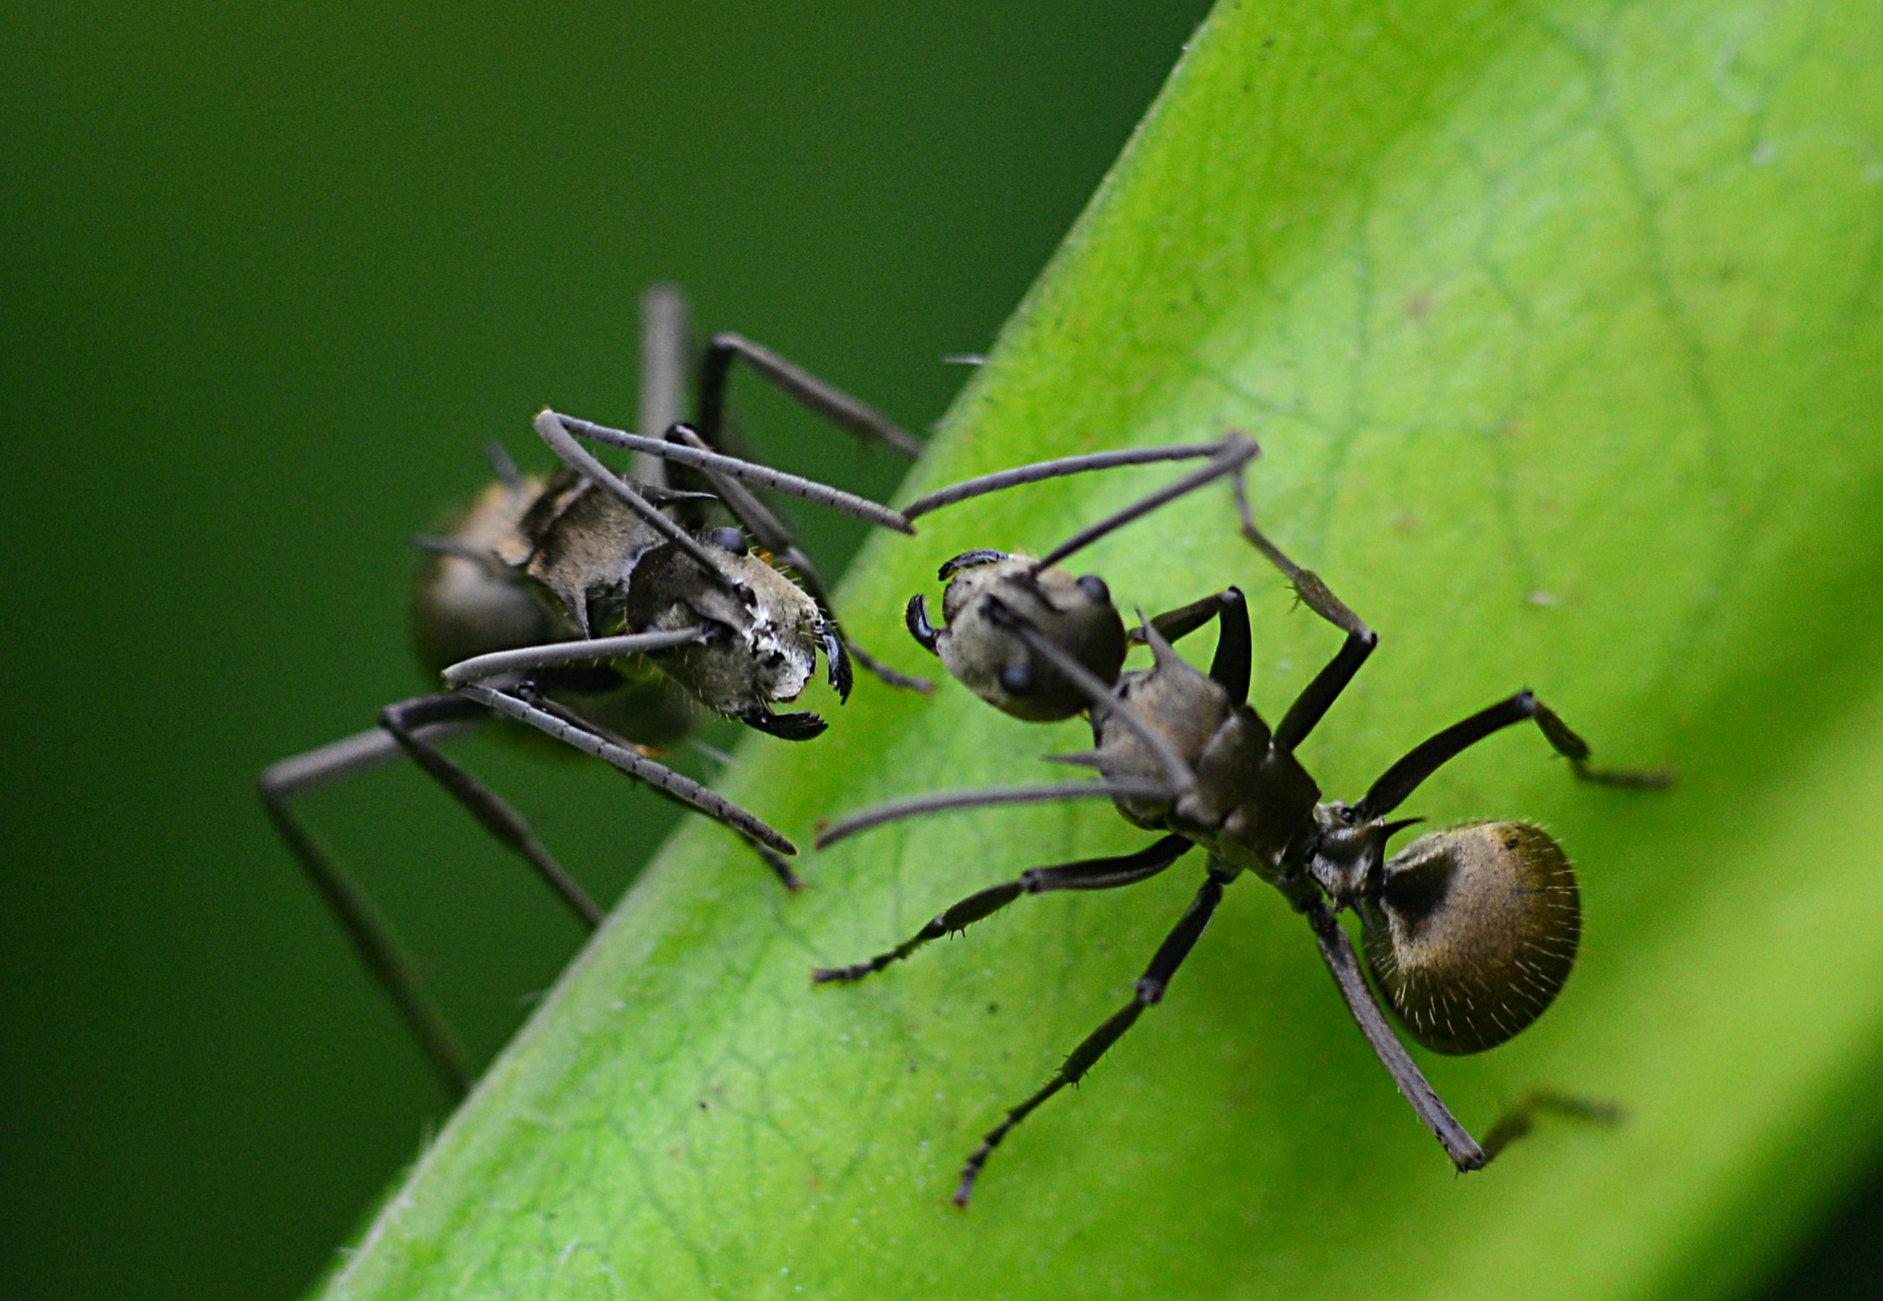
[814,456,1670,1205]
[260,285,1247,1097]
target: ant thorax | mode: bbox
[504,467,679,635]
[1090,629,1320,879]
[932,555,1126,722]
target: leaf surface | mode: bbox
[326,0,1883,1296]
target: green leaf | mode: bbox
[323,0,1883,1296]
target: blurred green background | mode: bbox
[1,3,1878,1298]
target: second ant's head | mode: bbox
[898,432,1261,723]
[906,551,1126,722]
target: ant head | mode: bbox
[918,552,1126,722]
[622,538,833,733]
[1355,820,1580,1055]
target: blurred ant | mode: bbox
[260,284,930,1095]
[815,453,1670,1204]
[261,285,1244,1096]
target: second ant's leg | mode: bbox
[1359,690,1672,820]
[1300,900,1485,1169]
[1140,590,1236,646]
[1301,898,1616,1170]
[1231,478,1378,751]
[952,863,1231,1207]
[697,331,923,458]
[1138,587,1254,703]
[259,725,479,1099]
[813,834,1192,985]
[380,695,605,929]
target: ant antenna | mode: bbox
[546,411,914,534]
[1028,434,1260,575]
[902,443,1227,520]
[815,779,1177,850]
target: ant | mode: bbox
[261,285,1245,1097]
[260,284,932,1096]
[814,453,1670,1205]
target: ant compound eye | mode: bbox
[1000,660,1033,695]
[1338,805,1359,825]
[710,527,749,556]
[1076,574,1111,604]
[1361,821,1579,1055]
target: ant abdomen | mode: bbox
[1360,821,1580,1056]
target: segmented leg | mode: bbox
[380,695,604,928]
[259,718,483,1098]
[1360,691,1673,820]
[952,864,1231,1207]
[813,835,1192,985]
[697,330,922,458]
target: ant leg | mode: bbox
[1136,587,1252,703]
[381,695,605,928]
[952,863,1232,1207]
[660,424,931,696]
[1030,435,1260,573]
[1137,590,1232,645]
[483,439,525,494]
[697,331,923,458]
[259,722,481,1098]
[631,284,691,489]
[1359,690,1672,820]
[439,627,707,689]
[1231,478,1378,751]
[1303,904,1617,1169]
[1480,1090,1623,1161]
[456,681,797,855]
[813,834,1192,984]
[815,780,1181,851]
[1300,901,1487,1170]
[522,693,805,892]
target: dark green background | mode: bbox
[1,4,1875,1298]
